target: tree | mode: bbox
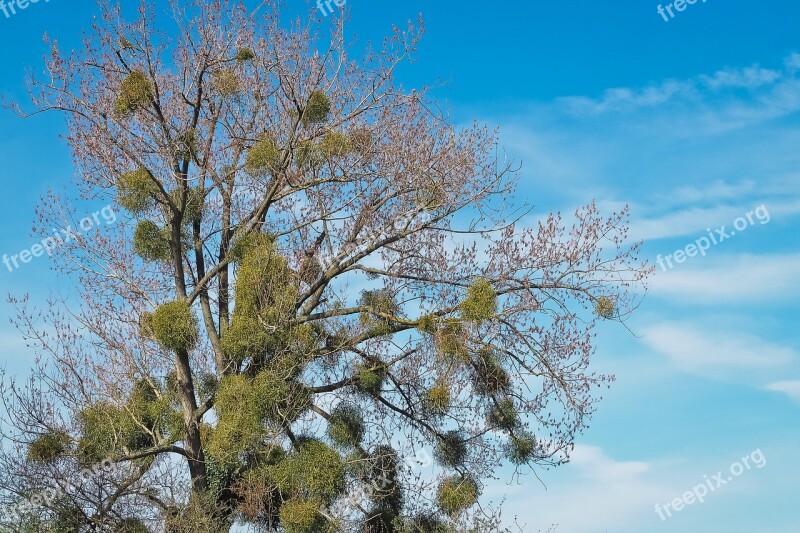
[0,1,650,531]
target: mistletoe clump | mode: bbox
[146,300,199,352]
[115,518,150,533]
[212,68,240,96]
[425,381,451,415]
[301,91,332,126]
[279,497,325,533]
[487,397,519,431]
[359,289,400,336]
[506,431,537,466]
[222,234,300,367]
[436,475,480,516]
[210,372,310,462]
[434,430,468,469]
[460,278,497,322]
[595,296,615,319]
[114,71,153,116]
[472,349,510,396]
[27,430,70,464]
[434,319,470,364]
[355,362,388,396]
[235,47,256,62]
[269,439,346,504]
[117,167,160,212]
[326,404,366,449]
[320,131,353,157]
[133,220,171,262]
[171,186,204,224]
[246,135,282,176]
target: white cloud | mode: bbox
[558,79,695,115]
[699,66,782,91]
[494,445,670,532]
[765,380,800,402]
[629,204,754,242]
[642,322,795,377]
[650,254,800,304]
[556,61,786,117]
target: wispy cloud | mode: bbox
[765,380,800,402]
[650,254,800,303]
[496,444,667,532]
[557,62,788,117]
[642,322,796,376]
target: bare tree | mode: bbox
[0,1,650,531]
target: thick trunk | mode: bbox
[175,348,208,492]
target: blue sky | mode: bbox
[1,1,799,531]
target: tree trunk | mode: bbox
[175,348,208,492]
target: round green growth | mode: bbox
[363,508,399,533]
[119,37,135,51]
[595,297,615,319]
[212,68,240,96]
[197,372,219,400]
[211,371,310,461]
[130,377,181,441]
[506,431,536,465]
[359,290,400,336]
[133,220,171,262]
[326,404,365,449]
[295,141,322,169]
[164,491,231,532]
[208,375,261,462]
[415,180,447,211]
[116,518,151,533]
[320,131,353,158]
[246,135,282,176]
[487,397,518,431]
[416,314,437,335]
[434,430,468,469]
[348,127,373,155]
[460,278,497,322]
[47,503,86,533]
[269,439,345,502]
[402,514,451,533]
[235,48,256,62]
[435,319,470,364]
[302,91,332,126]
[221,315,270,364]
[114,70,153,116]
[117,167,160,212]
[472,350,510,396]
[76,401,151,463]
[436,475,480,516]
[367,445,402,511]
[149,300,199,352]
[279,497,324,533]
[425,381,451,415]
[360,290,399,318]
[228,232,275,262]
[27,430,70,464]
[355,362,388,396]
[232,236,297,326]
